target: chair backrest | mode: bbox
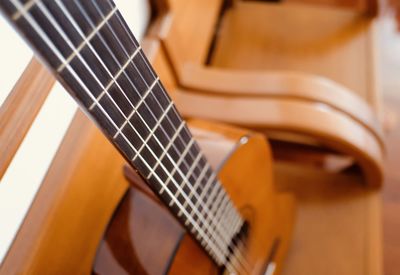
[148,0,224,76]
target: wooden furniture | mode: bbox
[144,35,383,274]
[148,0,385,186]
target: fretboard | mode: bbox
[0,0,244,268]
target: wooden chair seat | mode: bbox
[148,0,385,186]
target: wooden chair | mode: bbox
[148,0,385,187]
[144,33,383,275]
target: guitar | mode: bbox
[0,0,294,274]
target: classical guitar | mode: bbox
[0,0,294,274]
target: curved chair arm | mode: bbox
[174,90,384,187]
[180,64,385,152]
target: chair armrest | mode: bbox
[180,64,384,150]
[174,90,384,187]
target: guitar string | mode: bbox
[8,0,228,266]
[100,1,245,251]
[107,2,253,272]
[93,0,251,272]
[90,1,251,272]
[69,0,241,246]
[42,0,232,264]
[55,0,240,264]
[77,1,251,271]
[75,0,245,264]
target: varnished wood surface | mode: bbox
[170,120,296,274]
[0,111,129,274]
[0,58,54,179]
[173,90,384,186]
[147,0,385,186]
[179,65,385,148]
[148,0,223,74]
[94,187,184,275]
[285,0,378,15]
[275,161,382,275]
[212,2,381,113]
[95,120,296,275]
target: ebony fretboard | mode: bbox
[0,0,244,268]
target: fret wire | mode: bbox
[94,1,246,264]
[68,0,195,181]
[76,4,236,260]
[90,2,234,239]
[131,101,173,160]
[65,0,230,259]
[11,0,35,20]
[88,10,237,253]
[33,0,244,268]
[116,12,242,241]
[144,121,185,178]
[89,46,143,111]
[112,77,159,139]
[99,2,249,270]
[91,2,242,257]
[8,0,228,265]
[85,0,247,270]
[56,5,118,72]
[157,139,195,194]
[169,152,202,208]
[102,0,238,236]
[178,162,211,216]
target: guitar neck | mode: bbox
[0,0,244,267]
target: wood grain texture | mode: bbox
[0,58,55,179]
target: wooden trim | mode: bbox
[174,91,384,186]
[179,64,385,151]
[0,58,55,179]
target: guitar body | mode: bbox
[0,2,295,273]
[94,121,295,275]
